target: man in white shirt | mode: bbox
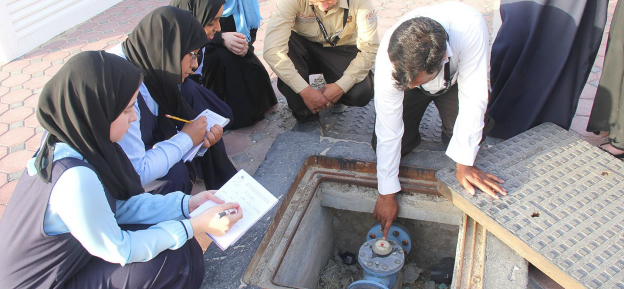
[372,2,506,236]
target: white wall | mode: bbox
[0,0,122,63]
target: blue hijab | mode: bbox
[221,0,262,41]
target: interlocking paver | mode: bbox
[44,64,63,76]
[382,2,408,10]
[21,50,49,61]
[79,31,105,42]
[22,61,52,74]
[1,73,31,88]
[43,51,70,62]
[0,87,8,98]
[24,114,40,128]
[580,84,598,100]
[94,22,120,32]
[23,76,52,90]
[23,94,39,108]
[0,106,34,124]
[570,116,595,138]
[0,103,8,115]
[0,127,36,148]
[594,56,605,68]
[0,150,34,174]
[41,40,68,51]
[81,42,109,52]
[1,90,33,105]
[77,22,100,31]
[0,124,8,136]
[115,23,138,33]
[109,14,134,24]
[25,133,43,151]
[0,71,9,83]
[575,99,595,117]
[377,8,405,19]
[59,40,88,51]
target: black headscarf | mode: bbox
[35,51,144,200]
[170,0,225,27]
[122,6,209,138]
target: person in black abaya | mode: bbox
[171,0,278,130]
[587,1,624,158]
[118,6,237,193]
[488,0,608,139]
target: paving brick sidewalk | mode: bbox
[0,0,616,221]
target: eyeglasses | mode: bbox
[188,51,199,60]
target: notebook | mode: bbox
[189,170,278,250]
[182,109,229,162]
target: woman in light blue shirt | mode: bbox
[115,6,237,196]
[0,51,242,289]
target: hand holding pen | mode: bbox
[218,209,238,219]
[166,114,224,148]
[189,199,243,238]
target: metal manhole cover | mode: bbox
[436,123,624,289]
[322,100,443,143]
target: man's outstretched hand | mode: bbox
[456,163,506,199]
[373,193,399,239]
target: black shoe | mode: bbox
[291,120,321,133]
[598,142,624,159]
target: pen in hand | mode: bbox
[217,209,238,219]
[165,114,192,123]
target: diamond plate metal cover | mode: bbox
[436,123,624,289]
[321,100,443,142]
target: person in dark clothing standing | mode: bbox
[0,51,242,289]
[488,0,608,139]
[587,1,624,158]
[172,0,278,129]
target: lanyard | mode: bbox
[419,59,453,97]
[311,0,349,47]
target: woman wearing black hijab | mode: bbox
[0,51,242,289]
[113,6,237,194]
[171,0,278,129]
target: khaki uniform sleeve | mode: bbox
[263,0,310,94]
[335,0,379,93]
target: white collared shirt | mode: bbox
[374,2,490,195]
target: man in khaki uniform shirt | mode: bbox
[264,0,379,123]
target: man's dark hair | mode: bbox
[388,17,448,91]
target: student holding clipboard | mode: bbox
[109,6,237,196]
[0,51,242,289]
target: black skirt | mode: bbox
[202,16,277,130]
[488,0,608,139]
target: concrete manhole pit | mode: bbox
[243,157,463,289]
[314,207,459,289]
